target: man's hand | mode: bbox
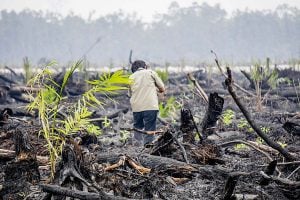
[158,86,165,93]
[158,90,166,102]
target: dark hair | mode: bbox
[131,60,146,73]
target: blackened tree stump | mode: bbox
[0,128,40,200]
[201,92,224,138]
[180,108,200,143]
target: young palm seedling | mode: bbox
[250,58,278,111]
[27,60,131,176]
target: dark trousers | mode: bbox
[133,110,158,144]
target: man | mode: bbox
[129,60,165,146]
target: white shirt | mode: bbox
[129,68,165,112]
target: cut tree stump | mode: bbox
[0,128,40,200]
[201,92,224,138]
[180,108,201,143]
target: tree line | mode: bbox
[0,2,299,66]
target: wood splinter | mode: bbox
[104,155,151,175]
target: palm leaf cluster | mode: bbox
[27,60,131,176]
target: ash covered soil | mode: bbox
[0,66,300,200]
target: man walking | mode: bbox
[129,60,165,146]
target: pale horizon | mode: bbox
[1,0,300,22]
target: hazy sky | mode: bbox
[1,0,300,22]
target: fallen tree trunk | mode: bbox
[94,151,233,179]
[40,184,130,200]
[0,148,48,164]
[94,152,197,177]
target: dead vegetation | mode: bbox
[0,59,300,200]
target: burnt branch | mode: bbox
[211,50,256,97]
[259,160,277,186]
[222,172,243,200]
[224,67,295,161]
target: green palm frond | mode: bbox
[84,70,130,105]
[60,60,82,95]
[26,62,130,177]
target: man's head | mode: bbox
[131,60,147,73]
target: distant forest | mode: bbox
[0,2,299,66]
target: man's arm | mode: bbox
[151,71,165,93]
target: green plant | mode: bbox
[23,57,32,84]
[256,137,264,144]
[27,60,131,176]
[159,96,180,119]
[288,58,300,71]
[155,69,169,83]
[237,119,253,132]
[119,130,130,143]
[234,143,247,151]
[277,77,292,85]
[292,79,300,105]
[251,58,278,111]
[101,116,111,128]
[261,126,270,134]
[221,109,235,126]
[277,141,287,148]
[251,63,263,111]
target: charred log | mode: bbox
[0,104,36,117]
[40,184,130,200]
[94,152,197,178]
[147,127,189,164]
[0,148,48,164]
[0,74,17,85]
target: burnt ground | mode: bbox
[0,66,300,200]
